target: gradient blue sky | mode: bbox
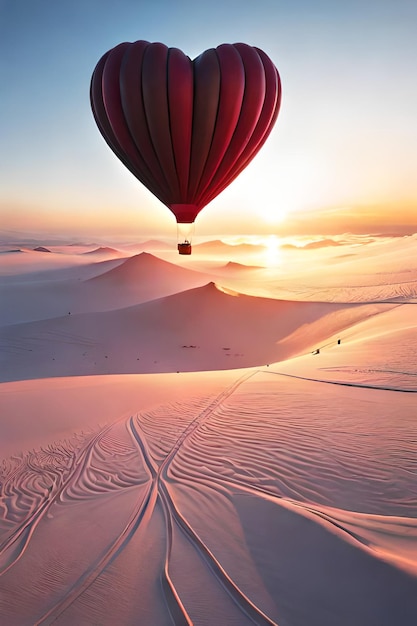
[1,0,416,239]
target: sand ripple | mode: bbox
[1,371,417,625]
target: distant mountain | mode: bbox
[0,231,81,246]
[33,246,52,253]
[83,246,121,256]
[68,242,98,247]
[193,240,264,253]
[220,261,263,271]
[281,239,343,250]
[123,240,171,251]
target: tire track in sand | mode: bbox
[14,369,277,625]
[32,419,155,625]
[130,369,278,625]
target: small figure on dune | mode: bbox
[312,348,320,355]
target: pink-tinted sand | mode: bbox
[1,234,417,625]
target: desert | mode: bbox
[2,2,417,622]
[1,233,417,625]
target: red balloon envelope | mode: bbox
[90,40,281,251]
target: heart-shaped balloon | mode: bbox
[91,40,281,225]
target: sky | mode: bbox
[1,0,417,241]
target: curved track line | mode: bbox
[264,369,417,393]
[33,420,155,625]
[132,369,278,625]
[128,417,193,625]
[0,425,118,575]
[6,369,280,625]
[35,483,155,625]
[159,478,278,625]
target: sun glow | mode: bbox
[263,234,282,267]
[259,205,288,225]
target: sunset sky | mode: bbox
[1,0,416,240]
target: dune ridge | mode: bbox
[0,280,396,381]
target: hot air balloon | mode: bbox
[90,40,281,254]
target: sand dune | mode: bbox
[239,234,417,303]
[33,246,52,253]
[1,234,417,625]
[276,302,417,391]
[193,239,265,255]
[0,246,110,277]
[0,252,213,326]
[0,280,394,381]
[82,246,122,256]
[1,368,416,624]
[281,238,343,250]
[88,251,210,288]
[217,261,264,273]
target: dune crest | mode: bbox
[0,276,395,381]
[88,251,204,284]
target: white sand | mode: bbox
[1,235,417,625]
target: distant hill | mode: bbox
[221,261,263,271]
[33,246,52,253]
[281,239,343,251]
[123,240,171,252]
[83,246,121,256]
[193,240,263,253]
